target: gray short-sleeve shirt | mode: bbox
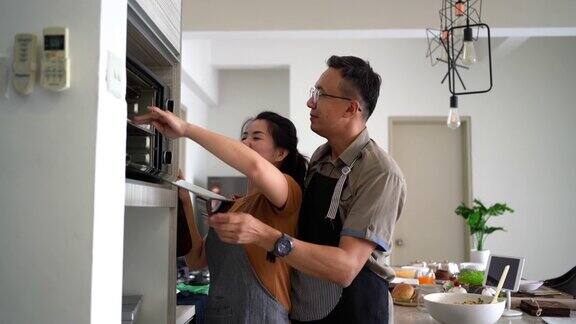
[306,128,407,281]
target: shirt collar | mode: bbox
[314,128,370,167]
[338,128,370,166]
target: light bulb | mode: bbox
[447,108,461,129]
[441,30,449,42]
[462,41,477,66]
[440,30,449,62]
[447,96,461,129]
[462,27,477,66]
[455,0,466,16]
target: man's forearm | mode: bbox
[256,223,371,287]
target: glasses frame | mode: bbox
[309,87,353,104]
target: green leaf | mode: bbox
[455,203,472,219]
[468,212,482,233]
[484,226,506,234]
[487,203,514,216]
[474,199,488,214]
[459,199,514,245]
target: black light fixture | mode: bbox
[426,0,493,129]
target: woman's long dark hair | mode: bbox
[242,111,308,188]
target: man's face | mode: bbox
[307,68,352,137]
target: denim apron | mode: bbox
[205,228,289,323]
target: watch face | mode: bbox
[274,234,293,257]
[278,240,291,254]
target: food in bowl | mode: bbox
[456,297,485,304]
[458,269,485,286]
[424,293,505,324]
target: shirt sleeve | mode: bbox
[340,170,406,252]
[270,174,303,216]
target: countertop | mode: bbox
[393,305,576,323]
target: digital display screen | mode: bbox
[44,35,64,51]
[485,256,523,291]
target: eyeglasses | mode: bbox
[309,87,352,104]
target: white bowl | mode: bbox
[519,279,544,292]
[424,293,505,324]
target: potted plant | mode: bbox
[455,199,514,267]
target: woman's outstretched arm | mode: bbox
[133,107,288,208]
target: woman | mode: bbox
[134,108,307,323]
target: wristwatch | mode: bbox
[266,233,294,262]
[273,233,294,257]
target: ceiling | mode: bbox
[182,0,576,32]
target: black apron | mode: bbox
[293,172,389,323]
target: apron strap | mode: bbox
[325,153,362,220]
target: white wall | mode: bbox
[180,39,214,186]
[181,79,209,185]
[91,0,127,323]
[181,39,218,105]
[0,0,126,323]
[202,69,290,183]
[182,35,576,280]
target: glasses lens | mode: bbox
[310,87,318,104]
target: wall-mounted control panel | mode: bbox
[12,33,38,95]
[10,27,71,95]
[41,27,70,91]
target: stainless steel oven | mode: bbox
[125,57,174,182]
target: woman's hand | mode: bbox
[133,106,188,139]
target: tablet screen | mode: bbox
[484,255,524,291]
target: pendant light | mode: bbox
[462,26,478,66]
[447,95,461,129]
[425,0,493,129]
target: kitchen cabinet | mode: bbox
[123,1,183,323]
[129,0,181,59]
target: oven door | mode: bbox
[125,56,174,183]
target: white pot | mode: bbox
[469,249,490,269]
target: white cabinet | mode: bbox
[123,1,183,323]
[129,0,181,59]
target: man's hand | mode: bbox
[133,106,188,139]
[208,212,281,250]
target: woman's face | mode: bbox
[241,119,287,166]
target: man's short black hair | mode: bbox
[327,55,382,120]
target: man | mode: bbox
[211,55,407,323]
